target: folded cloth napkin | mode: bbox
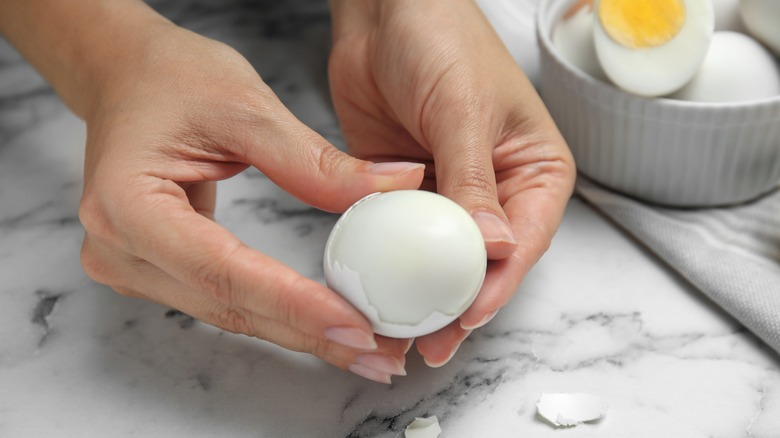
[576,176,780,354]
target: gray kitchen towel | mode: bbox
[576,176,780,354]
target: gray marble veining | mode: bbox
[1,1,780,437]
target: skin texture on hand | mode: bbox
[1,0,422,383]
[329,0,576,366]
[1,0,575,381]
[77,26,430,381]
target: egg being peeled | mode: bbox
[324,191,487,339]
[671,32,780,102]
[593,0,715,97]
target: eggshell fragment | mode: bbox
[536,393,609,428]
[404,416,442,438]
[324,191,487,339]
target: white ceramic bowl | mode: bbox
[537,0,780,207]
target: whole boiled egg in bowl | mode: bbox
[538,0,780,207]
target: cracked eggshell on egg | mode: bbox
[323,191,487,339]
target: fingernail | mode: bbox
[367,161,425,176]
[472,212,518,245]
[349,363,393,384]
[424,348,458,369]
[424,331,472,368]
[324,327,378,350]
[461,309,499,331]
[356,353,407,376]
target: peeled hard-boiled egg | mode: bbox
[552,2,607,81]
[671,32,780,102]
[740,0,780,56]
[593,0,715,97]
[323,191,487,339]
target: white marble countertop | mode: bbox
[1,1,779,437]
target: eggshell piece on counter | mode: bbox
[404,416,442,438]
[672,32,780,102]
[536,393,609,428]
[323,191,487,339]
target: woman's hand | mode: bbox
[328,0,576,366]
[2,0,424,383]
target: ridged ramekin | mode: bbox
[537,0,780,207]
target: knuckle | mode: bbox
[451,164,497,203]
[312,144,347,180]
[190,243,242,305]
[79,240,112,285]
[194,260,236,305]
[78,192,114,241]
[299,334,330,358]
[211,306,253,335]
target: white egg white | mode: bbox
[323,191,487,339]
[552,3,607,81]
[593,0,715,97]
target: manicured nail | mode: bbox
[424,348,458,369]
[472,212,518,245]
[349,363,393,384]
[460,309,499,331]
[356,353,407,376]
[423,331,472,368]
[367,161,425,176]
[324,327,378,350]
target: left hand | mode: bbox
[328,0,576,366]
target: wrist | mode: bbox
[0,0,174,119]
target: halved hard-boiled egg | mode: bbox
[593,0,715,97]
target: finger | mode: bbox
[415,321,471,368]
[429,114,518,260]
[101,177,388,352]
[459,175,573,330]
[82,232,411,382]
[229,103,425,213]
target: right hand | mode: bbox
[77,19,423,383]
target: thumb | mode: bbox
[433,131,519,260]
[236,109,424,212]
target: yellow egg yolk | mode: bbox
[598,0,686,49]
